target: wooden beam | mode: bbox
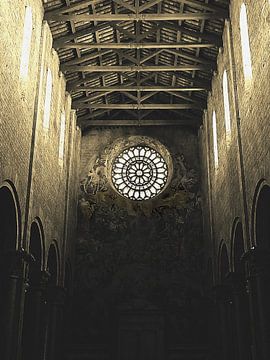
[44,0,100,16]
[138,0,163,12]
[79,118,199,127]
[112,0,136,13]
[62,64,212,72]
[165,48,215,66]
[57,42,216,49]
[174,0,228,15]
[53,23,109,47]
[53,23,222,48]
[71,86,206,92]
[75,103,201,110]
[45,12,226,22]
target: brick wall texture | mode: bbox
[199,0,270,282]
[0,0,81,285]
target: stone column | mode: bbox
[213,284,234,360]
[2,249,32,360]
[44,286,66,360]
[243,247,270,360]
[22,270,50,360]
[227,272,252,360]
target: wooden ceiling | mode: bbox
[43,0,229,129]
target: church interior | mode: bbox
[0,0,270,359]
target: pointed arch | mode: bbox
[47,241,60,286]
[218,241,229,282]
[231,218,245,274]
[251,179,270,248]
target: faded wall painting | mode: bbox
[73,129,205,350]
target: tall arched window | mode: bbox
[212,111,219,169]
[240,3,252,81]
[20,6,32,79]
[59,112,66,160]
[223,70,231,138]
[43,69,52,129]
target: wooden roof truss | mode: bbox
[43,0,229,128]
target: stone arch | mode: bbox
[231,218,245,274]
[0,181,21,355]
[0,180,21,251]
[251,179,270,248]
[218,241,229,282]
[47,241,60,286]
[28,218,45,270]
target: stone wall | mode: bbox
[0,0,81,285]
[74,126,204,348]
[199,0,270,281]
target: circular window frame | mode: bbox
[107,136,173,201]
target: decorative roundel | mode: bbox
[111,145,168,200]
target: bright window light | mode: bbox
[59,112,66,160]
[20,6,33,79]
[223,70,231,138]
[43,69,52,129]
[212,111,219,169]
[240,4,252,81]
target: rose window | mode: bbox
[111,145,168,200]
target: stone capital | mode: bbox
[1,248,34,278]
[242,247,270,277]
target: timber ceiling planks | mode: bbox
[42,0,229,128]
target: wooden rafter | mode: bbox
[42,0,229,128]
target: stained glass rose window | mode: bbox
[111,145,168,200]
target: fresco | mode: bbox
[73,136,205,347]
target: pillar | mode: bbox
[2,249,32,360]
[243,247,270,360]
[44,286,66,360]
[22,270,50,360]
[227,272,252,360]
[213,284,235,360]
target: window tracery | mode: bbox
[111,145,168,200]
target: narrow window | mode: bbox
[20,6,33,79]
[240,4,252,81]
[212,111,219,169]
[223,70,231,138]
[59,112,66,160]
[43,69,52,129]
